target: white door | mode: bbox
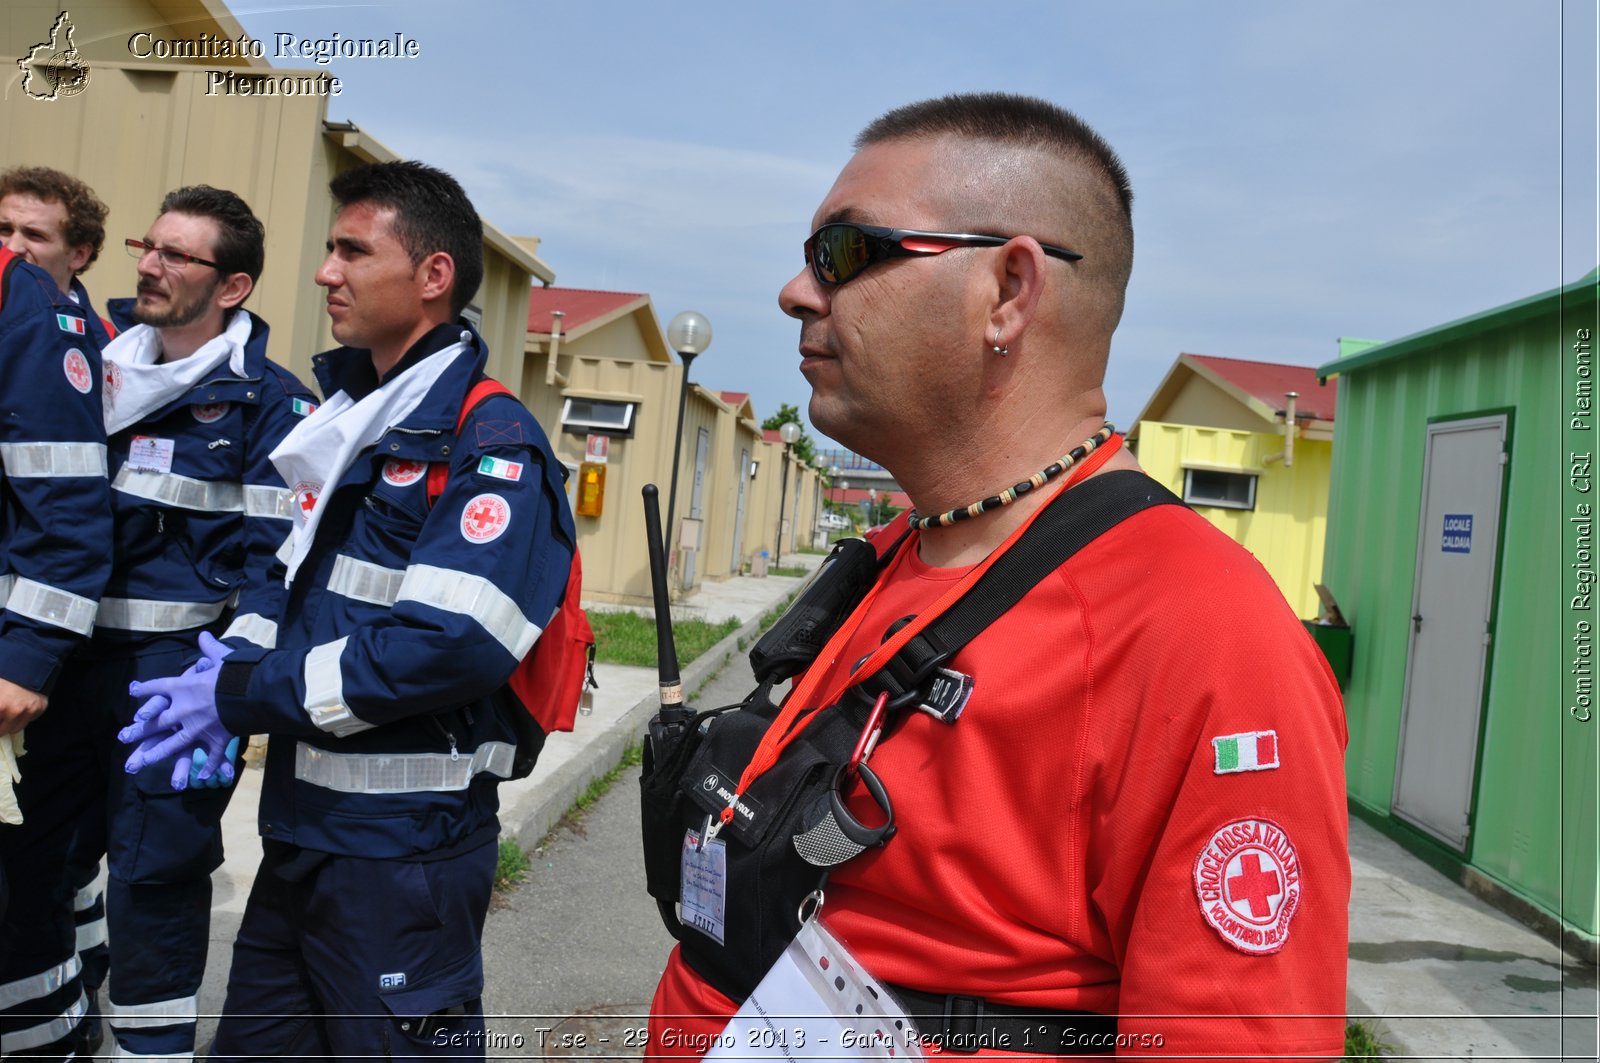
[1392,415,1508,850]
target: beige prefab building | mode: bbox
[3,4,552,390]
[525,289,818,605]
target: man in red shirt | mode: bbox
[646,93,1348,1060]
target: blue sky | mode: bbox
[231,1,1597,447]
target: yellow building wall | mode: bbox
[2,62,532,393]
[1138,421,1332,617]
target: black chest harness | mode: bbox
[639,471,1183,1053]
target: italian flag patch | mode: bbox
[477,455,523,482]
[56,313,85,335]
[291,398,317,416]
[1212,730,1279,774]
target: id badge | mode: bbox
[679,828,727,945]
[706,898,924,1061]
[127,436,175,473]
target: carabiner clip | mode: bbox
[848,691,889,773]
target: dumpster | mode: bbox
[1302,620,1353,690]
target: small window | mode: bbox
[560,397,637,437]
[1183,468,1257,510]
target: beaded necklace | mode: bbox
[905,422,1117,531]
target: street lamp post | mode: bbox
[664,311,712,566]
[774,421,800,565]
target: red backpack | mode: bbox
[427,378,596,774]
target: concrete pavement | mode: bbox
[191,546,1598,1060]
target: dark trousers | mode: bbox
[209,838,496,1061]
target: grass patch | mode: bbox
[588,611,739,668]
[1343,1019,1390,1060]
[756,592,799,633]
[769,565,808,578]
[494,838,529,892]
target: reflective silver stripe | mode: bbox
[244,484,295,521]
[0,990,85,1052]
[0,956,80,1007]
[74,881,102,912]
[223,612,277,649]
[0,441,107,478]
[76,915,108,952]
[274,533,294,565]
[95,597,226,633]
[302,637,372,737]
[113,467,244,512]
[106,992,199,1029]
[7,577,97,636]
[396,564,541,658]
[294,740,516,794]
[326,555,405,607]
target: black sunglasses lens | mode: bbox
[812,224,870,285]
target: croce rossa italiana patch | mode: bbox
[1193,817,1302,955]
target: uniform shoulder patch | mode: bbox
[476,455,523,482]
[291,397,318,417]
[1212,730,1279,774]
[63,347,93,394]
[461,492,510,544]
[1193,817,1302,955]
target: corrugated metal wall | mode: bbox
[1324,288,1592,938]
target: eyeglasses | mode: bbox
[125,238,223,272]
[803,222,1083,288]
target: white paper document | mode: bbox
[705,916,924,1062]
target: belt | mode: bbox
[886,984,1116,1056]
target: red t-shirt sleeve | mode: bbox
[1073,508,1349,1059]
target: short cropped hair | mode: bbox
[159,185,266,286]
[0,166,108,274]
[856,92,1133,226]
[328,161,484,319]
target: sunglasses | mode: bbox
[803,222,1083,287]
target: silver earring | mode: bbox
[991,328,1009,356]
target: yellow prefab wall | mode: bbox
[1,62,534,394]
[1138,421,1332,617]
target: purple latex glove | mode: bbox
[120,632,236,790]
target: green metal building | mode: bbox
[1317,272,1597,960]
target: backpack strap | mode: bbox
[854,470,1184,712]
[426,377,516,507]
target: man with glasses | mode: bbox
[7,184,316,1061]
[647,93,1349,1060]
[0,168,115,1059]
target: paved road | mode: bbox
[475,649,771,1059]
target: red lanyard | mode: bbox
[712,433,1124,830]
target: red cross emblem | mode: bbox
[460,492,510,544]
[1193,817,1302,955]
[382,459,426,487]
[192,401,230,424]
[292,481,320,520]
[63,348,93,394]
[1226,853,1282,918]
[104,361,123,398]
